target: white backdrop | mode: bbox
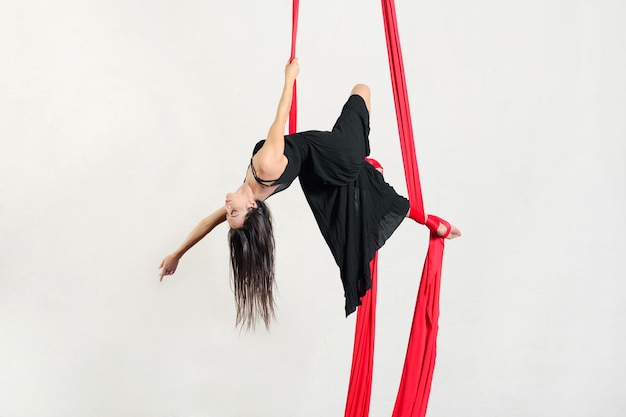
[1,0,625,416]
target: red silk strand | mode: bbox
[383,0,448,415]
[289,0,299,134]
[380,0,425,224]
[343,157,383,417]
[344,254,378,417]
[286,1,450,416]
[346,2,450,417]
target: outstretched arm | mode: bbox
[159,207,227,281]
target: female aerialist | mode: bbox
[159,59,460,329]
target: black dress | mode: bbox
[252,95,410,316]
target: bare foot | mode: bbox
[437,222,462,239]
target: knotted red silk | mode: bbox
[288,1,450,416]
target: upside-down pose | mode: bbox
[159,59,460,329]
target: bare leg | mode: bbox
[351,84,371,114]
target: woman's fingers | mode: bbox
[159,258,173,281]
[285,58,300,79]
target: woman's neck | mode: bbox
[244,168,278,202]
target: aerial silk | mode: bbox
[380,3,452,417]
[288,1,451,416]
[288,0,299,134]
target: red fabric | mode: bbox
[287,1,450,415]
[288,0,299,135]
[346,1,450,417]
[344,253,378,417]
[365,157,383,172]
[342,157,384,417]
[382,0,449,415]
[380,0,425,225]
[391,235,444,417]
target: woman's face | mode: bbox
[225,192,257,229]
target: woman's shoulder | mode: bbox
[251,149,288,181]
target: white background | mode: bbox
[1,0,625,416]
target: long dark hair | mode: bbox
[228,200,276,330]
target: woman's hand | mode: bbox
[285,58,299,81]
[159,254,180,281]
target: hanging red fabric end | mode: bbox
[344,253,378,417]
[391,235,445,417]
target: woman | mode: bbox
[159,59,460,329]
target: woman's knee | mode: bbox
[351,84,370,99]
[351,84,371,112]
